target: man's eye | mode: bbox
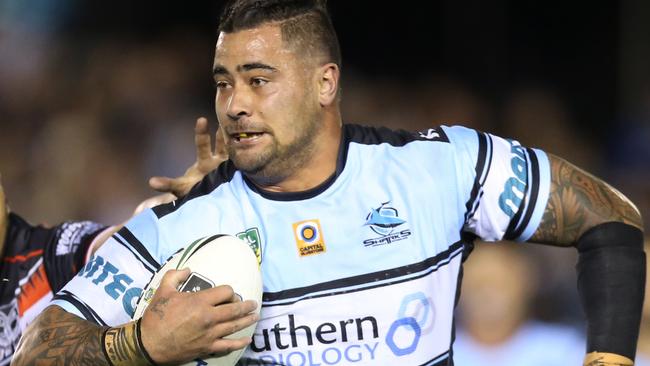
[214,80,231,89]
[251,78,268,87]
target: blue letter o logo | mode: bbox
[386,317,421,356]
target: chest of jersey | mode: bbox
[199,144,468,365]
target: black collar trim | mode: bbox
[243,127,349,201]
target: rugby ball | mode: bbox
[132,234,262,366]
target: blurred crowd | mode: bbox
[1,1,649,364]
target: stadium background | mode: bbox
[1,0,649,361]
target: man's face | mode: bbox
[213,24,322,183]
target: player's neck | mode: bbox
[253,114,341,193]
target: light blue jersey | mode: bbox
[53,124,551,366]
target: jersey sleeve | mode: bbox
[50,210,163,326]
[443,125,551,242]
[50,192,229,326]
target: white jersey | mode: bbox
[53,124,550,366]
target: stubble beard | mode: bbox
[230,112,321,187]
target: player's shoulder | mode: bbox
[343,123,482,152]
[343,123,481,143]
[344,123,445,146]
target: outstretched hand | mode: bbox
[149,117,228,198]
[140,269,258,364]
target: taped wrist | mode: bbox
[583,351,634,366]
[576,222,645,360]
[102,319,157,366]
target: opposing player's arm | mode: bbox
[529,153,643,245]
[528,153,645,366]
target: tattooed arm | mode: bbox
[528,154,644,366]
[530,153,643,245]
[13,269,258,365]
[13,306,109,366]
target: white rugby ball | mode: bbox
[132,234,262,366]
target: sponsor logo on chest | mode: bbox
[293,220,327,257]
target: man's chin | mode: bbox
[230,155,267,175]
[232,158,289,186]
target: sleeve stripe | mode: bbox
[114,227,161,272]
[516,149,551,241]
[112,235,156,274]
[504,148,541,240]
[463,132,493,224]
[516,148,542,237]
[113,234,156,273]
[53,290,108,326]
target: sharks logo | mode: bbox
[363,202,412,247]
[365,202,406,235]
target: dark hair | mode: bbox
[218,0,341,67]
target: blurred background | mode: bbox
[1,0,649,363]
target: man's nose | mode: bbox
[226,87,252,121]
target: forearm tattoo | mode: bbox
[13,307,155,366]
[12,306,111,366]
[103,319,155,366]
[530,154,643,246]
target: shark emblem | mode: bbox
[365,201,406,236]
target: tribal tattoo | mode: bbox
[12,306,110,366]
[13,306,155,366]
[530,154,642,246]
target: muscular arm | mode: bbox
[13,270,257,366]
[528,154,645,365]
[13,306,109,366]
[530,153,643,245]
[15,305,161,366]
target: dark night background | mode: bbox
[55,1,623,139]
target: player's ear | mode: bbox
[317,62,339,106]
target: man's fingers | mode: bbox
[214,126,228,160]
[200,301,258,333]
[207,336,252,357]
[148,176,173,192]
[159,268,192,292]
[196,285,252,307]
[195,117,213,162]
